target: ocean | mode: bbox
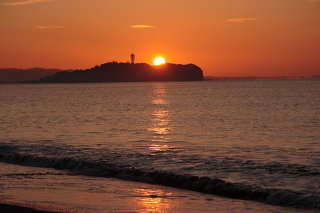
[0,80,319,212]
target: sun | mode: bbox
[153,57,166,66]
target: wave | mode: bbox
[0,149,319,211]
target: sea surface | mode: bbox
[0,80,319,212]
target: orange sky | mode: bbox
[1,0,319,77]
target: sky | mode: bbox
[1,0,319,77]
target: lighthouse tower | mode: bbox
[130,53,135,64]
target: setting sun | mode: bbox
[153,57,166,66]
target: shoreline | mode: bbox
[0,203,57,213]
[0,163,314,213]
[0,163,315,213]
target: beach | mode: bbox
[0,162,313,213]
[1,81,319,212]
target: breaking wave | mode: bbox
[0,149,319,211]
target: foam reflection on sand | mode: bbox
[133,188,175,212]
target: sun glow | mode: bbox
[153,57,166,66]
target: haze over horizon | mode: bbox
[1,0,319,77]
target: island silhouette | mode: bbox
[33,62,204,83]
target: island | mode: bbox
[32,62,204,83]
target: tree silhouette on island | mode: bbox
[35,62,204,83]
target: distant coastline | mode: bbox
[0,68,70,83]
[204,76,318,81]
[0,65,319,83]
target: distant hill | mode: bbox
[0,68,69,82]
[30,62,204,83]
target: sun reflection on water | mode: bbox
[145,83,179,156]
[148,83,172,143]
[149,144,175,152]
[149,109,171,135]
[151,99,168,105]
